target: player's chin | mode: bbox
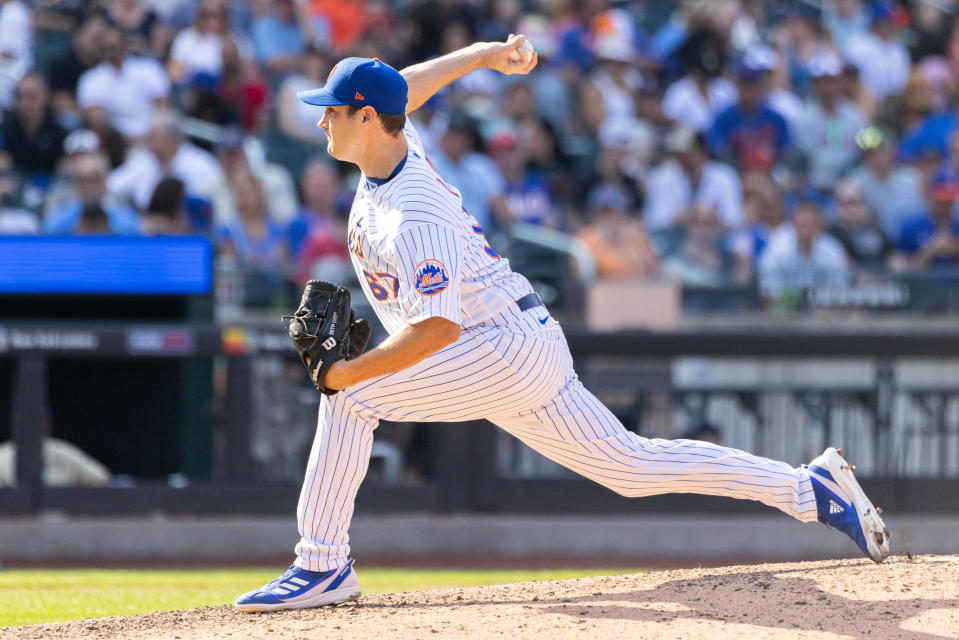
[326,140,342,160]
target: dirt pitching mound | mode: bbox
[8,555,959,640]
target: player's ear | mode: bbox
[361,106,376,125]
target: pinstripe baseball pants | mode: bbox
[294,311,819,571]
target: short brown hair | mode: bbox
[347,105,405,137]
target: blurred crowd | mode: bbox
[4,0,959,308]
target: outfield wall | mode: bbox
[2,513,956,566]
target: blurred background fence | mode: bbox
[4,308,959,517]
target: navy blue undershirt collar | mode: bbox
[364,152,408,190]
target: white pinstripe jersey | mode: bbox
[346,119,535,335]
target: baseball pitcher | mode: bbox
[235,35,890,612]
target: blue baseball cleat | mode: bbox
[235,558,362,612]
[805,447,891,563]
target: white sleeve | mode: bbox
[393,223,463,325]
[716,166,744,230]
[76,71,101,109]
[643,166,679,232]
[170,31,192,65]
[0,2,30,59]
[821,238,851,286]
[264,164,298,222]
[757,231,792,296]
[661,82,682,122]
[891,47,910,95]
[403,117,426,158]
[757,244,783,296]
[142,59,171,99]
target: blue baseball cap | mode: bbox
[297,57,408,116]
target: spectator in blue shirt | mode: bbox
[216,169,290,307]
[709,62,791,172]
[935,129,959,185]
[899,172,959,270]
[252,0,309,79]
[217,169,288,272]
[488,130,556,228]
[899,111,957,163]
[44,153,141,235]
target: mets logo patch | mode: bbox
[414,259,449,296]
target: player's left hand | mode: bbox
[483,34,538,75]
[321,359,349,392]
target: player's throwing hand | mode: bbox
[483,34,538,75]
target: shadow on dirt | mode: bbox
[356,558,957,639]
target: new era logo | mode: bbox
[355,91,365,101]
[829,500,845,514]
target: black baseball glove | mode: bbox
[284,280,372,395]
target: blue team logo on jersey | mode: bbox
[414,259,449,296]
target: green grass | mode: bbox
[0,567,642,627]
